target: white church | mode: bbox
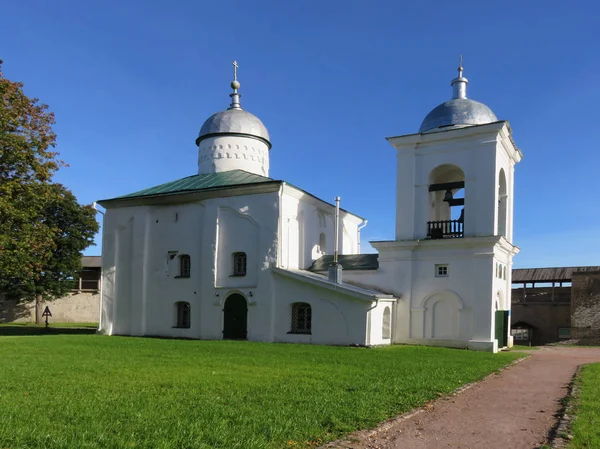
[98,60,522,352]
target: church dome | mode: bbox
[196,64,271,149]
[197,108,271,148]
[419,60,498,134]
[419,98,497,133]
[196,62,272,177]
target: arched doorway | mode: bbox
[223,294,248,340]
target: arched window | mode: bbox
[498,169,508,237]
[175,302,191,328]
[179,255,191,278]
[382,306,391,339]
[319,233,327,254]
[290,302,312,334]
[232,252,247,276]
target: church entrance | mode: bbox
[223,294,248,340]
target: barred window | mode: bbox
[290,302,311,334]
[179,255,191,278]
[382,306,391,339]
[233,252,247,276]
[175,302,191,328]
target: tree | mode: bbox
[0,59,99,313]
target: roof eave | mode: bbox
[98,181,283,208]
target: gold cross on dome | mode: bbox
[232,60,239,81]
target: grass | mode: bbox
[567,363,600,448]
[509,344,539,351]
[0,336,522,449]
[0,322,97,336]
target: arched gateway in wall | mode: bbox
[223,294,248,340]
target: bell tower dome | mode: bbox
[196,61,271,176]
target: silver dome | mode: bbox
[419,60,498,133]
[419,98,498,133]
[196,108,271,148]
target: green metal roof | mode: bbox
[106,170,275,201]
[98,170,365,220]
[308,254,379,272]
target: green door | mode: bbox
[223,294,248,340]
[495,310,509,348]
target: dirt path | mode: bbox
[328,347,600,449]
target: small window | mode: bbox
[232,252,247,276]
[382,306,391,339]
[290,302,312,334]
[511,328,529,340]
[175,302,191,328]
[178,255,191,278]
[558,328,571,339]
[503,265,507,280]
[435,264,448,277]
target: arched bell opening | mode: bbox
[427,164,465,239]
[498,168,508,238]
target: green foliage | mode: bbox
[567,363,600,448]
[0,337,523,449]
[0,59,98,301]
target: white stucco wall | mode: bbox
[342,237,516,352]
[197,135,270,177]
[367,299,395,346]
[270,273,371,345]
[280,185,363,270]
[100,191,281,338]
[99,184,372,345]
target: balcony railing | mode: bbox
[427,220,464,239]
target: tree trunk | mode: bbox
[35,294,43,324]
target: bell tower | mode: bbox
[373,60,523,352]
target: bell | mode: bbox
[443,190,453,202]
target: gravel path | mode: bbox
[328,347,600,449]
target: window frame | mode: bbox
[435,264,449,277]
[289,302,312,335]
[511,328,529,340]
[558,327,571,340]
[232,252,247,277]
[176,254,191,278]
[174,302,191,329]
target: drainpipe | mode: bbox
[328,197,343,284]
[357,220,368,254]
[334,197,340,264]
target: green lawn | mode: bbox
[509,344,539,351]
[568,363,600,448]
[0,336,522,449]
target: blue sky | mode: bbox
[2,0,599,268]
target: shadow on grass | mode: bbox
[0,324,98,336]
